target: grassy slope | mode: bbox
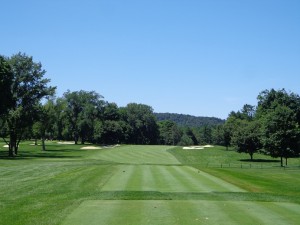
[169,146,300,203]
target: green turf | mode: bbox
[62,200,300,225]
[89,145,180,164]
[0,142,299,225]
[100,165,245,192]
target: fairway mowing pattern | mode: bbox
[63,145,299,225]
[89,145,180,165]
[101,165,245,193]
[62,200,300,225]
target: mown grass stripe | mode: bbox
[62,200,300,225]
[100,165,135,191]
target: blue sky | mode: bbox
[1,0,300,119]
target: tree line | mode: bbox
[213,89,300,167]
[1,53,300,166]
[0,53,217,157]
[155,113,224,127]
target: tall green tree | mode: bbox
[231,120,262,160]
[62,90,104,144]
[122,103,159,144]
[1,53,55,156]
[158,120,181,145]
[261,104,300,166]
[93,103,127,144]
[0,56,13,116]
[32,100,56,150]
[257,89,300,166]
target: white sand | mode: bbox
[183,146,204,150]
[3,145,9,148]
[57,141,75,145]
[203,145,214,148]
[81,146,102,150]
[183,145,214,150]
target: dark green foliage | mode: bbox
[122,103,159,144]
[0,53,55,156]
[62,90,104,144]
[178,133,194,146]
[158,120,182,145]
[0,56,13,116]
[257,89,300,166]
[155,113,224,127]
[231,120,262,160]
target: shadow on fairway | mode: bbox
[96,191,298,203]
[240,159,280,163]
[0,149,81,160]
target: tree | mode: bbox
[0,56,13,116]
[231,120,262,160]
[257,89,300,166]
[211,125,225,146]
[122,103,159,144]
[261,104,300,166]
[222,111,242,150]
[32,100,56,150]
[158,120,181,145]
[62,90,104,144]
[93,103,128,144]
[178,133,194,146]
[1,53,55,156]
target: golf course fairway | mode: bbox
[60,145,300,225]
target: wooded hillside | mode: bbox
[154,113,225,127]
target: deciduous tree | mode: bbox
[1,53,55,156]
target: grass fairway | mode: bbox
[1,143,299,225]
[62,200,300,225]
[89,145,180,164]
[100,165,244,192]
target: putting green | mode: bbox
[101,165,245,193]
[62,200,300,225]
[89,145,180,165]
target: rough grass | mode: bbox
[169,146,300,203]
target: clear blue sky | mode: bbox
[1,0,300,119]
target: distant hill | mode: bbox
[154,113,225,127]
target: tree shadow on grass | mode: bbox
[0,149,81,160]
[240,159,280,163]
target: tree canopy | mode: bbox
[0,53,56,156]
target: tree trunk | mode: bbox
[250,152,253,161]
[285,157,288,166]
[35,139,38,145]
[9,133,17,157]
[8,145,14,157]
[42,136,46,151]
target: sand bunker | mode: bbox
[81,146,102,150]
[183,145,214,150]
[57,141,75,145]
[3,145,9,148]
[203,145,214,148]
[183,146,204,150]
